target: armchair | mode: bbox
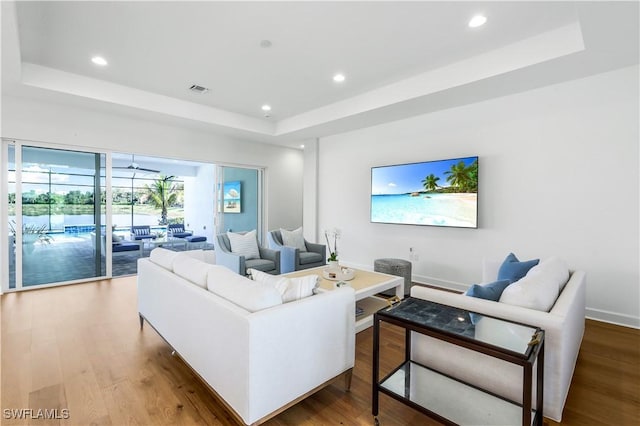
[215,232,280,276]
[167,223,193,238]
[267,229,326,274]
[131,225,156,241]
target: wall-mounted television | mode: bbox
[371,156,478,228]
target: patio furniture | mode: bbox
[167,223,193,238]
[91,233,142,258]
[267,229,326,273]
[131,225,157,240]
[216,232,280,276]
[184,235,207,249]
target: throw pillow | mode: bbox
[497,253,539,283]
[207,266,282,312]
[464,279,512,301]
[282,275,318,302]
[227,230,260,260]
[280,227,307,252]
[112,234,123,244]
[499,265,560,312]
[249,269,318,302]
[248,268,291,296]
[534,257,570,292]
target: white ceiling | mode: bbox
[2,1,638,148]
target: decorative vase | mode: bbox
[328,260,340,270]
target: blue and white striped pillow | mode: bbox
[227,230,260,260]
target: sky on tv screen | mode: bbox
[371,156,477,195]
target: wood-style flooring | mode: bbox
[1,277,638,425]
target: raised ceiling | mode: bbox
[2,1,638,147]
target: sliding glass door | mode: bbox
[7,143,107,289]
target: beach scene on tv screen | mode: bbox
[371,157,478,228]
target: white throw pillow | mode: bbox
[499,260,564,312]
[280,227,307,252]
[227,230,260,260]
[249,269,318,303]
[282,275,319,303]
[172,255,211,288]
[207,265,282,312]
[248,268,291,296]
[149,247,180,271]
[535,257,570,292]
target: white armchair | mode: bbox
[409,261,586,422]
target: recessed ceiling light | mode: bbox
[261,104,272,112]
[468,15,487,28]
[300,144,305,149]
[333,73,346,83]
[91,56,108,66]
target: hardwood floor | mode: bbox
[1,277,638,425]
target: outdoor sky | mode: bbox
[371,157,477,195]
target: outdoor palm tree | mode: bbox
[146,175,178,225]
[421,174,440,192]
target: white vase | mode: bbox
[328,260,340,270]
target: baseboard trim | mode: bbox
[586,308,640,329]
[412,275,469,293]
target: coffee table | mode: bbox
[141,236,188,255]
[283,266,404,332]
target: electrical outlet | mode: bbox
[409,247,419,261]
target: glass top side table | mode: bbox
[372,297,545,426]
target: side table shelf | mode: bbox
[379,361,537,425]
[372,297,545,426]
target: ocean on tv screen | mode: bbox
[371,192,477,228]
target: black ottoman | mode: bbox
[374,258,412,297]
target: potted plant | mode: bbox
[324,228,341,269]
[8,220,53,255]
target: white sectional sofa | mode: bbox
[137,248,356,425]
[410,258,586,422]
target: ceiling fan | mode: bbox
[113,154,160,174]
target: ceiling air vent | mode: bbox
[189,84,209,94]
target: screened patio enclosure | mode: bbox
[3,144,220,290]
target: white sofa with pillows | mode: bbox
[137,248,356,425]
[410,254,586,422]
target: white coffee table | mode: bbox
[284,266,404,333]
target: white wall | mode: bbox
[183,164,215,242]
[316,65,639,328]
[302,138,319,242]
[1,95,305,240]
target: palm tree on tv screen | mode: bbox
[444,160,478,193]
[421,174,440,192]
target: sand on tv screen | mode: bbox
[370,156,478,228]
